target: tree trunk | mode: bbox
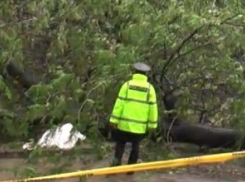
[161,122,244,150]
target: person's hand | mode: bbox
[109,123,117,130]
[147,128,155,132]
[147,128,155,137]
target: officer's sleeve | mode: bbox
[148,85,158,129]
[109,82,128,124]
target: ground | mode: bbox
[0,142,245,182]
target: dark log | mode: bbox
[98,119,245,151]
[161,122,244,150]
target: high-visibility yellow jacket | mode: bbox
[110,73,158,134]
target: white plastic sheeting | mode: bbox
[22,123,86,150]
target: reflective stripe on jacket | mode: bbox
[109,73,158,134]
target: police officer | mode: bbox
[109,62,158,175]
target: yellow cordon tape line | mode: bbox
[2,151,245,182]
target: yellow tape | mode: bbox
[2,151,245,182]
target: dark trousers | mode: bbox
[111,129,145,166]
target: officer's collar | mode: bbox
[132,73,148,81]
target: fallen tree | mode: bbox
[99,91,245,152]
[154,92,245,151]
[161,122,244,151]
[1,1,245,157]
[99,119,244,151]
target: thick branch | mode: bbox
[165,43,211,71]
[160,26,204,83]
[162,122,244,150]
[220,13,241,24]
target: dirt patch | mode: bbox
[1,159,245,182]
[0,143,245,182]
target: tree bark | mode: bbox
[161,122,244,150]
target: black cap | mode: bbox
[133,62,151,72]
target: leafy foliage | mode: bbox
[0,0,245,144]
